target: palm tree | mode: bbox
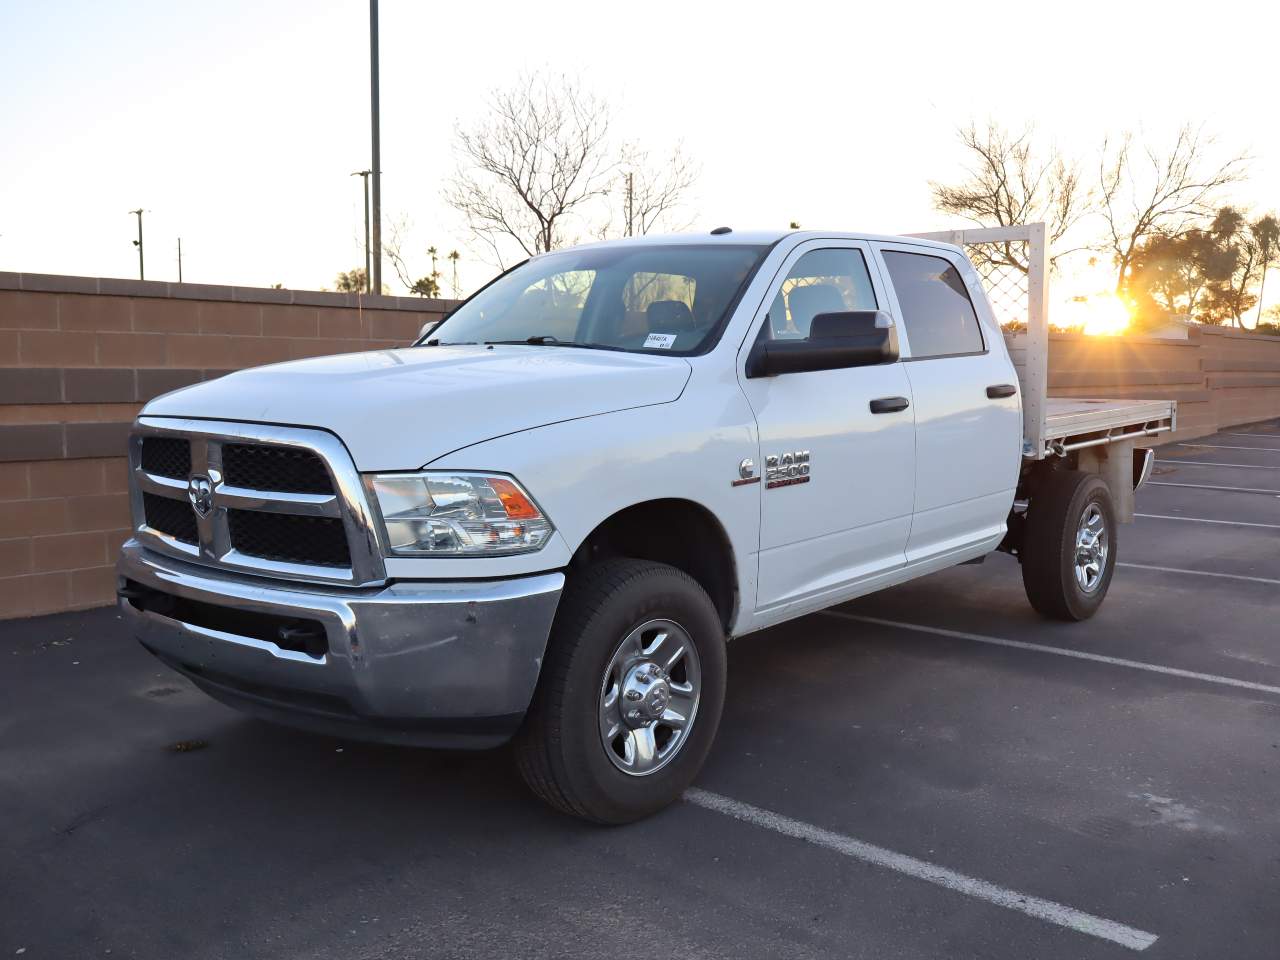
[448,250,461,298]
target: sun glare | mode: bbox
[1056,292,1133,336]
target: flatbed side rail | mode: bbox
[1047,417,1175,456]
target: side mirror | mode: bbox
[746,310,899,378]
[417,319,440,342]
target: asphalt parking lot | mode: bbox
[3,420,1278,960]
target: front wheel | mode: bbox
[1021,470,1118,621]
[515,559,727,824]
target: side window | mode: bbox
[881,251,985,358]
[761,247,877,341]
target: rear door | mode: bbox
[872,243,1021,563]
[737,240,916,616]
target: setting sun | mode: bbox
[1056,291,1133,336]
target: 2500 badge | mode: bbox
[766,450,810,489]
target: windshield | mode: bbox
[424,243,768,355]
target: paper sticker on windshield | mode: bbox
[644,333,677,350]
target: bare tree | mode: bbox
[931,122,1092,273]
[384,217,442,298]
[445,73,614,266]
[1099,125,1248,293]
[619,142,699,236]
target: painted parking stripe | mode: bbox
[1135,512,1280,530]
[684,787,1159,952]
[823,611,1280,696]
[1224,432,1280,439]
[1148,480,1280,495]
[1118,562,1280,587]
[1156,459,1280,470]
[1177,443,1280,452]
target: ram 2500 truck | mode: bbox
[117,225,1174,823]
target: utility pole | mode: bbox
[368,0,382,295]
[177,237,183,283]
[129,209,145,280]
[350,170,372,293]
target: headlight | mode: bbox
[369,472,553,556]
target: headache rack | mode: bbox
[907,222,1176,460]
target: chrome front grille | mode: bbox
[222,443,334,494]
[128,417,386,586]
[140,436,191,480]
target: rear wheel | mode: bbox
[515,558,727,824]
[1021,470,1117,621]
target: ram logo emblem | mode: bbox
[765,451,810,489]
[188,475,214,518]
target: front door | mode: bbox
[737,242,917,616]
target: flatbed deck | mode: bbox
[1043,397,1176,438]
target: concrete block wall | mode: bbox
[0,272,456,618]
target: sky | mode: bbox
[2,0,1278,313]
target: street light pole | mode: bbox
[129,209,145,280]
[369,0,382,295]
[351,170,372,293]
[177,237,183,283]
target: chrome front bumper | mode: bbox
[117,539,564,748]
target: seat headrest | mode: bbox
[786,284,845,333]
[646,300,695,332]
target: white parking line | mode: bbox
[1135,513,1280,530]
[1118,562,1280,587]
[1148,480,1280,495]
[822,611,1280,695]
[1178,443,1280,452]
[1157,459,1280,470]
[684,787,1159,952]
[1224,432,1280,439]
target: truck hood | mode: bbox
[143,345,692,470]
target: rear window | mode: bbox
[882,251,985,358]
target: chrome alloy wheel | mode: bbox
[1074,502,1109,593]
[598,619,701,776]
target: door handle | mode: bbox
[869,396,910,414]
[986,383,1017,399]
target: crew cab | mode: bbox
[117,226,1173,823]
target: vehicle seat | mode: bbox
[786,284,845,339]
[646,300,695,333]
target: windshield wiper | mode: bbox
[483,335,563,346]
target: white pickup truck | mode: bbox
[117,224,1174,823]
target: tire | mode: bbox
[1021,470,1117,621]
[514,558,727,824]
